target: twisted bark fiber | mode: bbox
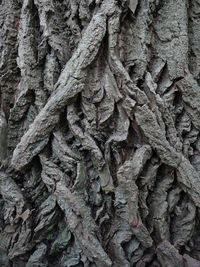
[1,0,200,266]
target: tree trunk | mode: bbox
[0,0,200,266]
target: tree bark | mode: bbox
[0,0,200,266]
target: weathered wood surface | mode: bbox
[1,0,200,266]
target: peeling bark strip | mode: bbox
[11,7,108,170]
[40,155,112,267]
[1,0,200,266]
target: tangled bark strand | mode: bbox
[1,0,200,266]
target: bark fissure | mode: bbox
[1,0,200,266]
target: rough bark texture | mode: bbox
[0,0,200,266]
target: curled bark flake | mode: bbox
[171,198,196,249]
[114,146,153,249]
[135,104,181,168]
[157,240,184,267]
[178,73,200,131]
[26,243,47,267]
[55,182,112,266]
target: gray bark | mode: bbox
[0,0,200,266]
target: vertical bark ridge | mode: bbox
[1,0,200,266]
